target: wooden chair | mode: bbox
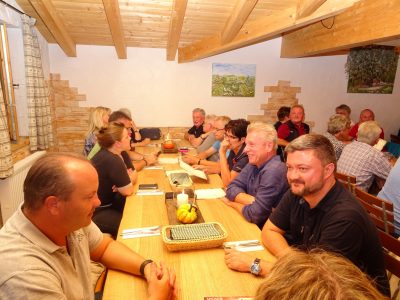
[391,134,400,145]
[354,187,395,235]
[335,171,356,194]
[378,229,400,299]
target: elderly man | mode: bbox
[0,153,175,299]
[224,134,389,296]
[195,114,217,153]
[185,108,206,145]
[338,121,392,191]
[183,116,230,164]
[223,122,288,229]
[323,114,350,159]
[277,104,310,147]
[349,108,384,140]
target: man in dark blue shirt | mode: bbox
[224,122,288,229]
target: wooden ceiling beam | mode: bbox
[178,0,359,63]
[221,0,258,44]
[102,0,126,59]
[281,0,400,58]
[296,0,327,19]
[166,0,188,61]
[28,0,76,57]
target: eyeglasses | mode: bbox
[224,133,238,140]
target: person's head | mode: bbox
[214,116,231,141]
[97,122,131,152]
[277,106,290,123]
[224,119,250,150]
[327,114,350,137]
[109,110,132,129]
[192,108,206,128]
[285,134,336,199]
[244,122,277,167]
[357,121,381,145]
[335,104,351,119]
[289,105,305,125]
[87,106,111,136]
[255,248,385,300]
[23,153,100,231]
[118,108,132,119]
[359,109,375,123]
[203,114,217,133]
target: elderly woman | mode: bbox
[323,114,351,160]
[84,106,111,156]
[91,122,137,238]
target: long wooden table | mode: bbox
[102,142,276,299]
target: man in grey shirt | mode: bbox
[0,153,175,300]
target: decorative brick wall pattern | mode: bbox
[48,73,92,153]
[247,80,300,124]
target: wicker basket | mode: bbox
[162,222,228,251]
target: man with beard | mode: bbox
[224,134,389,297]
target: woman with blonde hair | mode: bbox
[255,248,387,300]
[91,122,137,238]
[84,106,111,156]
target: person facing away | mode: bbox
[84,106,111,156]
[223,122,289,229]
[274,106,290,131]
[184,107,206,145]
[338,120,391,192]
[323,114,351,160]
[255,248,386,300]
[335,103,355,127]
[0,152,176,300]
[224,134,389,296]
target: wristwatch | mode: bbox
[250,258,261,276]
[139,259,153,276]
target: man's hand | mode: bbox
[144,154,157,166]
[221,197,233,207]
[182,154,198,165]
[224,248,253,273]
[146,261,177,300]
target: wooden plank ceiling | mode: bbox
[15,0,400,62]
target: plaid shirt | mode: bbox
[324,132,345,160]
[337,140,392,191]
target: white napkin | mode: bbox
[136,190,164,196]
[195,188,226,199]
[158,157,179,164]
[223,240,264,252]
[121,226,161,239]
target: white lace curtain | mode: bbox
[21,15,53,151]
[0,81,13,179]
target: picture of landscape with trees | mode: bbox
[345,46,398,94]
[212,63,256,97]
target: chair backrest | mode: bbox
[335,172,356,194]
[378,229,400,278]
[354,187,395,234]
[391,134,400,144]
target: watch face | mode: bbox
[251,262,261,275]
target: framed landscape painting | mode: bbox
[212,63,256,97]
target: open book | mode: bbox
[179,160,208,180]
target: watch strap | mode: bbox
[139,259,153,276]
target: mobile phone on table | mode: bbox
[138,183,158,190]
